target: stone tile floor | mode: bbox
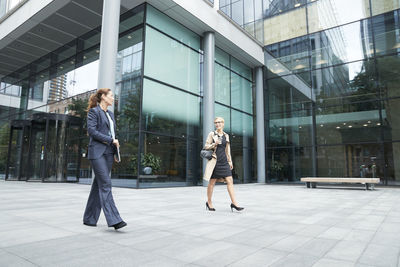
[1,180,400,267]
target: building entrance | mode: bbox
[5,113,82,182]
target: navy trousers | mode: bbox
[83,149,122,227]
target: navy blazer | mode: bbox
[87,105,117,160]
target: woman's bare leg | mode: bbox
[225,176,238,206]
[207,179,217,208]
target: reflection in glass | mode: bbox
[140,133,200,187]
[231,110,254,183]
[231,72,253,114]
[315,102,381,145]
[144,26,200,95]
[264,6,308,45]
[310,21,374,68]
[372,11,400,56]
[312,60,378,107]
[317,144,383,179]
[268,146,313,182]
[269,109,313,147]
[215,103,231,133]
[215,63,230,106]
[142,78,200,138]
[307,0,371,33]
[146,5,200,50]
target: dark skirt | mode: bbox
[211,135,232,179]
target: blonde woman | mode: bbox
[203,117,244,212]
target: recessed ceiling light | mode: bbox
[368,121,371,123]
[348,125,352,128]
[377,123,381,126]
[294,3,301,7]
[320,124,324,127]
[127,35,132,39]
[363,124,368,127]
[336,126,340,129]
[343,123,346,125]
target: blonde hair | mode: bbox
[214,117,225,123]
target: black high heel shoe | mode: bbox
[206,202,216,211]
[230,203,244,212]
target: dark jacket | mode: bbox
[87,105,117,160]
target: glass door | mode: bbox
[5,122,30,181]
[27,121,46,181]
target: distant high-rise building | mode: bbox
[46,75,67,103]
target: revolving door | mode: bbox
[5,113,83,182]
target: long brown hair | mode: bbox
[87,88,111,111]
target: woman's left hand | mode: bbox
[229,162,233,170]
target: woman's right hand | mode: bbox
[215,139,221,145]
[113,139,120,148]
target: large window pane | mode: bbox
[317,144,384,180]
[231,110,254,183]
[140,133,200,187]
[231,73,253,114]
[142,78,200,138]
[144,27,200,95]
[267,75,313,114]
[215,63,230,106]
[382,98,400,142]
[372,11,400,56]
[307,0,371,33]
[384,141,400,184]
[215,103,231,133]
[377,54,400,99]
[146,5,200,50]
[315,102,381,145]
[266,36,310,74]
[310,21,374,68]
[269,109,313,147]
[312,60,378,107]
[268,146,313,182]
[264,6,307,45]
[215,47,230,67]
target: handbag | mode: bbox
[200,132,217,160]
[200,149,213,160]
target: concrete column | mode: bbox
[94,0,121,181]
[255,67,266,183]
[202,32,215,186]
[97,0,121,112]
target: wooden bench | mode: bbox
[301,177,380,190]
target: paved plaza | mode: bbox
[1,180,400,267]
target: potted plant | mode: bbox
[140,153,161,175]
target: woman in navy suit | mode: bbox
[83,88,127,230]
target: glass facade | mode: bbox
[214,48,256,183]
[2,1,400,187]
[265,5,400,185]
[0,5,145,185]
[0,4,256,187]
[220,0,264,42]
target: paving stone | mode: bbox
[358,243,400,267]
[1,181,400,266]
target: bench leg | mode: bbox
[306,182,310,188]
[311,182,317,188]
[371,184,375,190]
[365,183,369,190]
